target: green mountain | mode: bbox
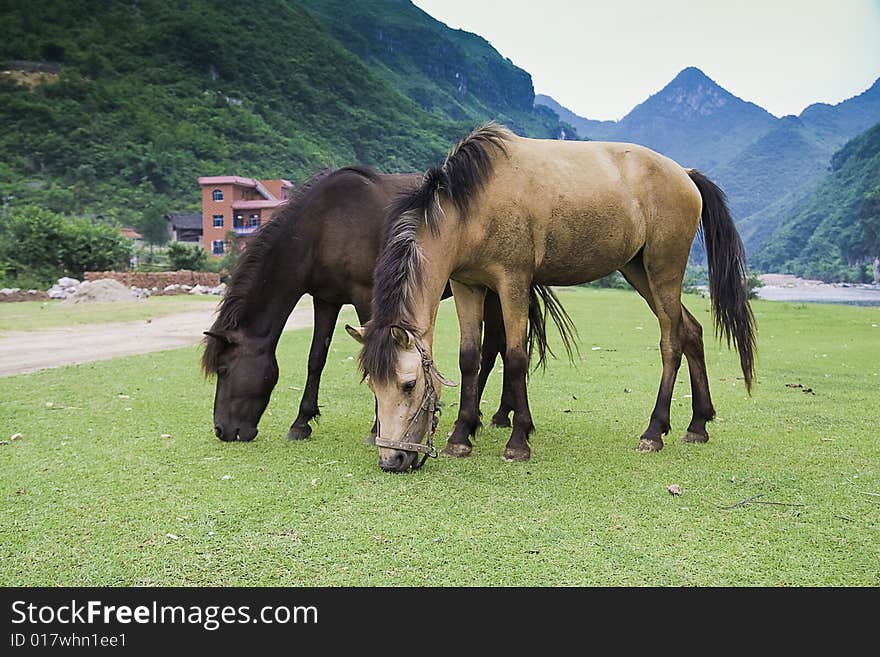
[753,123,880,281]
[606,67,777,170]
[721,79,880,252]
[537,70,880,265]
[537,68,778,170]
[301,0,569,137]
[713,116,833,249]
[0,0,567,230]
[800,78,880,143]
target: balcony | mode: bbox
[233,225,259,235]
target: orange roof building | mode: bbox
[197,176,293,255]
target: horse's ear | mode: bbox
[345,325,366,344]
[390,326,413,349]
[204,330,233,344]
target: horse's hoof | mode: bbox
[441,442,472,458]
[637,437,663,452]
[491,416,512,428]
[287,424,312,441]
[683,430,709,444]
[502,446,531,462]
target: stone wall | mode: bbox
[84,270,221,288]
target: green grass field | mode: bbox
[1,288,877,586]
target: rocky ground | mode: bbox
[1,276,226,303]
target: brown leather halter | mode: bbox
[373,337,442,470]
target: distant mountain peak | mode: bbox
[670,66,713,85]
[644,67,737,119]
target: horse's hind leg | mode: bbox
[680,305,715,443]
[620,253,686,452]
[287,298,342,440]
[479,291,514,428]
[622,261,715,446]
[492,343,515,428]
[444,281,487,457]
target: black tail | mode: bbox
[527,285,579,370]
[688,170,756,393]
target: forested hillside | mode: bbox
[0,0,567,236]
[713,116,833,249]
[301,0,567,137]
[753,123,880,281]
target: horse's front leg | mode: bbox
[287,298,342,440]
[497,278,534,461]
[443,281,487,457]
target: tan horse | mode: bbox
[347,124,755,472]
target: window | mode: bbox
[212,214,223,228]
[248,213,260,228]
[212,240,225,255]
[212,189,224,202]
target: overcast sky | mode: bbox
[412,0,880,120]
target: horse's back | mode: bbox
[301,169,419,298]
[475,136,702,285]
[508,136,699,210]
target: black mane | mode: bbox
[359,123,512,383]
[202,166,380,374]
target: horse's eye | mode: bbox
[217,366,229,377]
[402,380,417,393]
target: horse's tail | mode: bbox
[527,284,579,370]
[688,169,756,393]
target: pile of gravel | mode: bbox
[61,278,142,304]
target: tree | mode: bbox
[220,230,240,273]
[137,202,170,247]
[167,241,207,271]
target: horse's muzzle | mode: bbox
[378,449,416,472]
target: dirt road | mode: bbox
[0,303,314,377]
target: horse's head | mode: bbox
[203,329,279,442]
[347,324,456,472]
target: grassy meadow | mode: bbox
[0,288,878,586]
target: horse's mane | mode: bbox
[359,123,512,383]
[202,166,381,374]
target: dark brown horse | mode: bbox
[201,166,573,445]
[349,124,755,471]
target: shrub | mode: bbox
[745,271,764,299]
[0,205,131,287]
[582,272,629,289]
[166,241,208,271]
